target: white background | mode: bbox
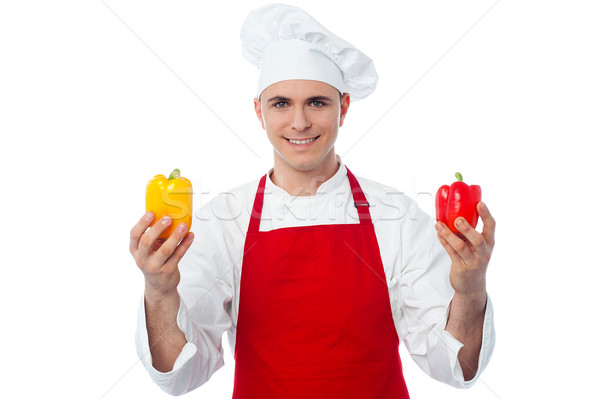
[1,0,598,398]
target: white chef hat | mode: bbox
[240,3,378,101]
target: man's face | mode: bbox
[254,79,350,174]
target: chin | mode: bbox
[288,159,320,172]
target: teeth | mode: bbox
[289,137,317,145]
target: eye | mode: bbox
[273,101,288,108]
[311,101,325,107]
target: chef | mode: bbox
[130,4,496,398]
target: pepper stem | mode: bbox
[455,172,463,182]
[168,168,181,180]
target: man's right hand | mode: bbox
[129,211,195,299]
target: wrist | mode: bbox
[144,286,180,309]
[449,290,487,322]
[453,289,487,306]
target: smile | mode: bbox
[285,136,320,145]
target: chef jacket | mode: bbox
[135,155,496,396]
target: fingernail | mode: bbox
[161,216,172,225]
[456,218,465,227]
[435,222,444,231]
[479,202,488,212]
[145,211,154,221]
[177,223,187,233]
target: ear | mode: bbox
[254,97,265,130]
[339,93,351,127]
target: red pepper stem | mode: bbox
[455,172,463,182]
[168,168,181,180]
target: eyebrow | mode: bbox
[307,96,334,103]
[265,95,334,103]
[266,96,291,103]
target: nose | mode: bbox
[290,107,311,131]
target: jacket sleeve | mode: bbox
[134,201,236,396]
[391,199,496,388]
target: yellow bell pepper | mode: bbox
[145,168,193,240]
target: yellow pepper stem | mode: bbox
[168,168,181,180]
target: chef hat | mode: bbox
[240,3,378,101]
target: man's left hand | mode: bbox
[436,201,495,298]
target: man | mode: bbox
[130,4,495,398]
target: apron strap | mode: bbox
[345,166,373,225]
[247,165,372,233]
[248,174,267,234]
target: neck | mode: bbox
[271,152,340,196]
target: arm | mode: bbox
[131,205,235,395]
[144,289,187,372]
[390,195,494,388]
[436,201,495,381]
[130,212,193,372]
[444,291,487,381]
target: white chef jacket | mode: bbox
[135,155,495,396]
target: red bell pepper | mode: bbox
[435,172,482,234]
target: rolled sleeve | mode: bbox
[134,293,226,396]
[443,294,496,388]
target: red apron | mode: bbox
[233,166,410,399]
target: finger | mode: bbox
[478,201,496,247]
[137,216,173,260]
[454,217,485,250]
[129,211,155,254]
[152,222,189,266]
[163,232,195,273]
[436,221,474,266]
[151,237,167,253]
[436,227,463,266]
